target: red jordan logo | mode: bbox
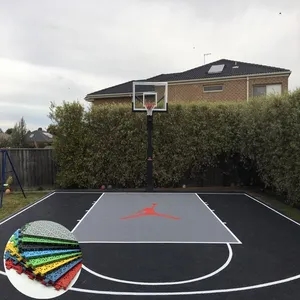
[120,203,180,220]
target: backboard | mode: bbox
[132,82,168,114]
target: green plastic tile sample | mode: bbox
[25,251,82,268]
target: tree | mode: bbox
[10,117,29,148]
[47,124,58,136]
[5,128,13,135]
[0,133,11,148]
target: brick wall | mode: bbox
[248,75,289,98]
[91,75,290,105]
[169,79,247,102]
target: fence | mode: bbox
[0,148,57,189]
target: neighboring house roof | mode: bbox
[25,128,53,143]
[85,59,291,100]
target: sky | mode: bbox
[0,0,299,131]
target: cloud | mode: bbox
[0,0,299,130]
[0,57,121,130]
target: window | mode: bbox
[203,85,223,92]
[266,84,282,95]
[253,84,282,97]
[253,86,266,97]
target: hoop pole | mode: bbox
[0,150,5,208]
[6,151,26,199]
[146,114,153,192]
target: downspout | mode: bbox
[247,76,249,102]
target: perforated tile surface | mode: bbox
[21,220,77,242]
[19,236,79,246]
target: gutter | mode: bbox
[85,71,291,101]
[85,93,132,101]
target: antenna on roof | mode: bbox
[204,53,211,64]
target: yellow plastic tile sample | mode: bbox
[33,255,82,276]
[5,242,23,261]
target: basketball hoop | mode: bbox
[145,103,156,116]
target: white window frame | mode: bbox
[203,85,224,93]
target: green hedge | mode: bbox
[49,89,300,204]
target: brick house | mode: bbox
[85,59,291,105]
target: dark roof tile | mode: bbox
[87,59,290,97]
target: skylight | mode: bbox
[208,64,225,74]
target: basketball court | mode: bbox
[1,190,300,299]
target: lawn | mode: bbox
[247,191,300,222]
[0,191,50,221]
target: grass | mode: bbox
[247,190,300,222]
[0,191,50,221]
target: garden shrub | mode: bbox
[49,89,300,204]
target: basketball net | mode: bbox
[145,103,156,116]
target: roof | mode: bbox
[86,59,291,99]
[25,128,53,143]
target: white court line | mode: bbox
[54,191,104,194]
[81,243,232,286]
[53,191,245,195]
[69,272,300,295]
[78,241,240,244]
[0,192,56,226]
[244,193,300,227]
[195,194,242,244]
[71,193,105,233]
[83,192,245,195]
[0,269,299,296]
[198,192,244,195]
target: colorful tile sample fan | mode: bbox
[4,228,82,291]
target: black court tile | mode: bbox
[79,243,229,286]
[0,192,300,300]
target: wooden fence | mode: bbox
[0,148,57,189]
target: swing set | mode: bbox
[0,149,26,208]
